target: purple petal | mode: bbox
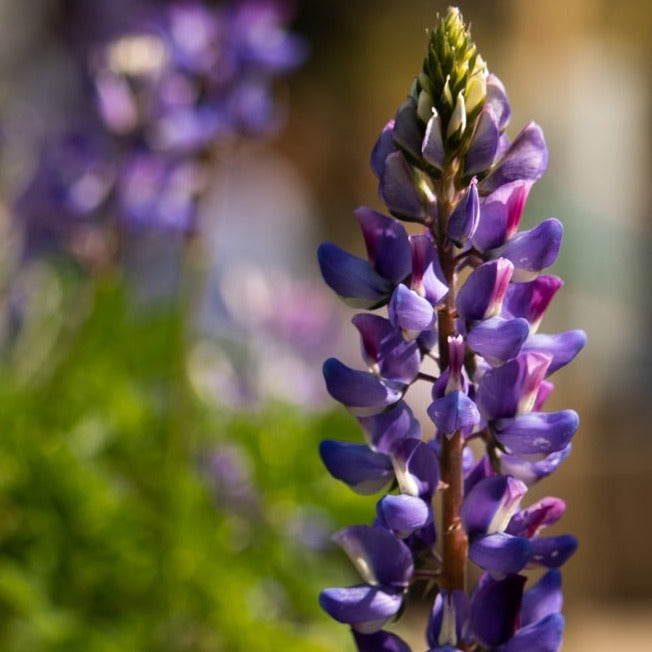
[493,411,579,457]
[358,401,421,453]
[355,207,412,284]
[469,532,532,574]
[390,438,440,499]
[461,475,527,536]
[332,525,414,588]
[472,180,532,253]
[427,391,481,437]
[409,235,449,305]
[380,151,426,221]
[498,219,563,281]
[318,242,394,308]
[352,314,421,385]
[467,317,530,363]
[498,614,564,652]
[506,497,566,538]
[427,589,470,649]
[448,179,480,244]
[353,629,412,652]
[476,352,552,420]
[422,108,445,170]
[502,276,564,332]
[521,330,587,375]
[464,455,494,495]
[319,440,394,495]
[389,284,435,338]
[394,98,424,163]
[481,122,548,194]
[444,335,466,393]
[529,534,577,568]
[456,259,514,321]
[500,445,571,487]
[534,380,554,411]
[465,106,500,176]
[319,585,403,631]
[470,573,525,647]
[371,120,397,177]
[377,494,431,535]
[521,570,563,627]
[485,74,511,131]
[323,358,402,416]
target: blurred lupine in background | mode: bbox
[318,8,586,650]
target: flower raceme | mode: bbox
[317,8,585,651]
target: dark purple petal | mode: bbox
[319,585,403,631]
[353,629,412,652]
[529,534,577,568]
[427,589,470,649]
[422,108,445,170]
[390,438,440,499]
[318,242,394,308]
[500,445,571,486]
[377,494,431,535]
[444,335,466,393]
[380,151,426,221]
[355,207,412,284]
[521,330,587,375]
[352,314,421,385]
[476,352,552,420]
[498,219,563,281]
[332,525,414,588]
[467,317,530,363]
[493,410,579,457]
[389,284,435,338]
[464,455,494,495]
[470,573,525,647]
[461,475,527,536]
[319,440,394,495]
[465,106,499,176]
[472,180,532,253]
[480,122,548,194]
[409,235,449,305]
[456,259,514,321]
[502,276,564,332]
[322,358,402,416]
[394,98,424,163]
[358,401,421,453]
[448,178,480,244]
[371,120,397,177]
[469,532,532,574]
[427,391,481,437]
[498,614,564,652]
[506,497,566,538]
[521,570,563,627]
[485,74,511,131]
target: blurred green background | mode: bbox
[1,0,652,650]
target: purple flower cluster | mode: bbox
[14,0,306,261]
[317,9,585,651]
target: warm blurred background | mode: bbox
[0,0,650,650]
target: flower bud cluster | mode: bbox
[317,8,585,651]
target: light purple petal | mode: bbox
[498,614,564,652]
[409,235,449,305]
[500,445,571,486]
[521,330,587,375]
[467,317,530,363]
[377,494,431,535]
[422,108,445,170]
[427,391,481,437]
[502,275,564,332]
[485,74,511,131]
[521,570,563,627]
[493,411,579,457]
[427,589,470,650]
[448,178,480,244]
[319,440,394,495]
[358,401,421,453]
[389,284,435,338]
[371,120,397,177]
[469,532,532,574]
[380,151,426,221]
[456,259,514,321]
[465,106,500,176]
[319,585,403,630]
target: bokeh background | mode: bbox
[0,0,651,650]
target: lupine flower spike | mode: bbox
[318,7,585,651]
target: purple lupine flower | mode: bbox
[317,8,584,651]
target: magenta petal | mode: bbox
[377,494,431,534]
[498,613,564,652]
[355,207,412,284]
[493,410,579,457]
[323,358,402,416]
[521,570,563,628]
[529,534,577,568]
[380,151,426,221]
[481,122,548,194]
[507,497,566,538]
[358,401,421,453]
[456,259,514,321]
[332,525,414,587]
[427,391,481,436]
[469,532,532,574]
[389,284,435,337]
[353,629,412,652]
[371,120,397,177]
[485,74,511,131]
[467,317,530,362]
[319,585,403,630]
[499,219,563,281]
[465,106,500,176]
[502,275,564,331]
[319,440,394,495]
[318,242,394,308]
[521,330,587,375]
